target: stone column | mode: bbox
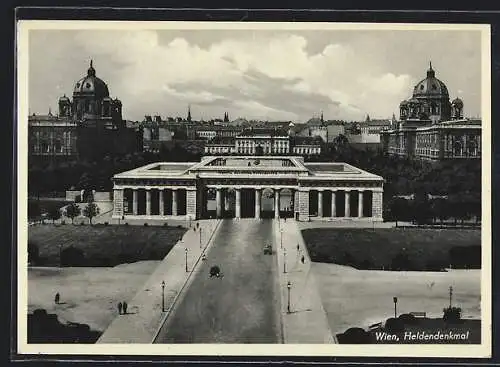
[235,188,241,219]
[331,190,336,218]
[146,189,151,216]
[223,190,230,212]
[358,190,363,218]
[112,188,124,218]
[186,188,197,220]
[318,190,323,217]
[274,189,280,219]
[372,190,383,221]
[298,189,310,221]
[216,188,222,218]
[255,189,261,219]
[159,189,164,216]
[172,189,178,216]
[132,189,138,215]
[345,190,351,218]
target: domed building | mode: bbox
[399,62,457,123]
[381,62,481,160]
[29,60,142,163]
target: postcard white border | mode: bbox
[16,20,492,358]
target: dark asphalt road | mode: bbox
[154,219,282,343]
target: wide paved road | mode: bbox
[154,219,282,343]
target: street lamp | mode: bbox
[283,248,287,274]
[185,248,188,272]
[449,286,453,308]
[287,281,292,313]
[199,227,203,249]
[59,244,63,267]
[161,280,165,312]
[393,296,398,318]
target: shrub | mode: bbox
[449,246,481,269]
[163,222,168,227]
[144,223,149,227]
[28,242,40,264]
[104,222,109,226]
[60,246,85,267]
[385,317,405,332]
[390,251,414,271]
[80,222,85,226]
[398,313,418,326]
[124,222,129,226]
[443,306,462,323]
[61,220,66,225]
[177,225,183,229]
[338,327,370,344]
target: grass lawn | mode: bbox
[312,263,481,338]
[28,261,159,333]
[29,224,187,266]
[302,228,481,270]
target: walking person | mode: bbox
[54,292,60,304]
[123,301,128,315]
[118,302,122,315]
[301,255,305,264]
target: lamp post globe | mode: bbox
[161,280,165,312]
[287,281,292,313]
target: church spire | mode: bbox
[187,104,192,122]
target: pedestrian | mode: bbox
[296,244,300,252]
[54,292,60,304]
[123,301,128,314]
[118,302,122,315]
[301,255,305,264]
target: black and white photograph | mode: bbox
[16,20,491,358]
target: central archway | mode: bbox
[261,188,275,219]
[280,189,294,218]
[240,188,256,218]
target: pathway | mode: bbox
[97,219,221,343]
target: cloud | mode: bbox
[28,29,482,122]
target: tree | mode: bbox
[28,242,39,264]
[28,200,41,221]
[431,198,449,224]
[388,197,410,226]
[48,207,61,224]
[64,202,81,224]
[83,202,100,225]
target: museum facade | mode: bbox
[111,156,384,222]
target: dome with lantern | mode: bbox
[412,62,449,99]
[73,60,110,100]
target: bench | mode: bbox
[409,311,427,318]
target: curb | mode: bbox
[151,219,223,343]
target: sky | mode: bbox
[28,28,483,122]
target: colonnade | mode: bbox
[313,189,369,218]
[113,186,383,221]
[212,187,285,219]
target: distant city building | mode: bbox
[28,61,142,162]
[381,62,481,160]
[204,127,323,156]
[295,115,346,143]
[345,117,392,145]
